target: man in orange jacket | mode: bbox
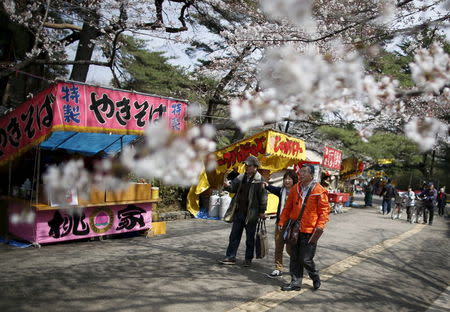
[278,164,330,291]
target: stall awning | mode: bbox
[40,131,139,156]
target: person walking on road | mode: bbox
[420,182,438,225]
[220,155,268,267]
[263,169,298,278]
[278,164,330,291]
[405,187,416,222]
[380,178,396,215]
[437,187,447,217]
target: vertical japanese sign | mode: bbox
[322,146,342,170]
[0,82,188,165]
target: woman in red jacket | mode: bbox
[278,164,330,291]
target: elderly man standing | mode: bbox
[278,164,330,291]
[220,155,268,267]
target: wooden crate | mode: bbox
[78,188,105,205]
[105,183,151,202]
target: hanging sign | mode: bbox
[0,81,188,165]
[322,146,342,170]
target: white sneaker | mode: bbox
[267,269,282,278]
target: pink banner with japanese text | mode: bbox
[34,203,152,244]
[322,146,343,170]
[0,81,188,165]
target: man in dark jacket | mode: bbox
[380,179,396,215]
[420,182,438,225]
[220,155,268,267]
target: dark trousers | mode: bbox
[364,193,373,206]
[423,205,434,224]
[438,204,445,216]
[289,232,319,283]
[406,206,413,221]
[382,198,392,214]
[225,211,257,260]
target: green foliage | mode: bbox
[368,27,450,88]
[318,126,422,165]
[318,126,363,155]
[216,135,233,149]
[116,36,215,106]
[368,50,414,88]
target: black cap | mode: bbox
[244,155,260,167]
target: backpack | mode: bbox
[384,184,396,199]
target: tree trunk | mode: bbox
[69,11,100,82]
[430,149,436,179]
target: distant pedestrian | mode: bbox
[380,179,397,215]
[263,169,298,278]
[374,180,381,196]
[420,182,437,225]
[220,155,268,267]
[405,187,416,222]
[437,187,447,217]
[278,164,330,291]
[364,180,374,207]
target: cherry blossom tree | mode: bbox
[1,0,449,202]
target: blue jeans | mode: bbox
[225,211,257,260]
[382,198,392,214]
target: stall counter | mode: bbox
[4,196,160,245]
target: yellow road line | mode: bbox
[227,224,426,312]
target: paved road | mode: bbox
[0,195,448,312]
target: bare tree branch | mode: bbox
[43,22,83,31]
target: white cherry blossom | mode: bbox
[410,42,450,94]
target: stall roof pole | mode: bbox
[35,147,41,204]
[8,161,12,196]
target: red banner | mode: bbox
[0,81,188,165]
[322,146,342,170]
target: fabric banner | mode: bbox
[0,81,188,165]
[187,130,306,217]
[266,131,306,160]
[322,146,343,170]
[215,130,306,172]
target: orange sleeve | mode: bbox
[278,185,296,227]
[315,191,330,229]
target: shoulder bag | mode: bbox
[282,183,315,245]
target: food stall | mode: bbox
[339,157,364,206]
[0,80,188,245]
[186,130,306,218]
